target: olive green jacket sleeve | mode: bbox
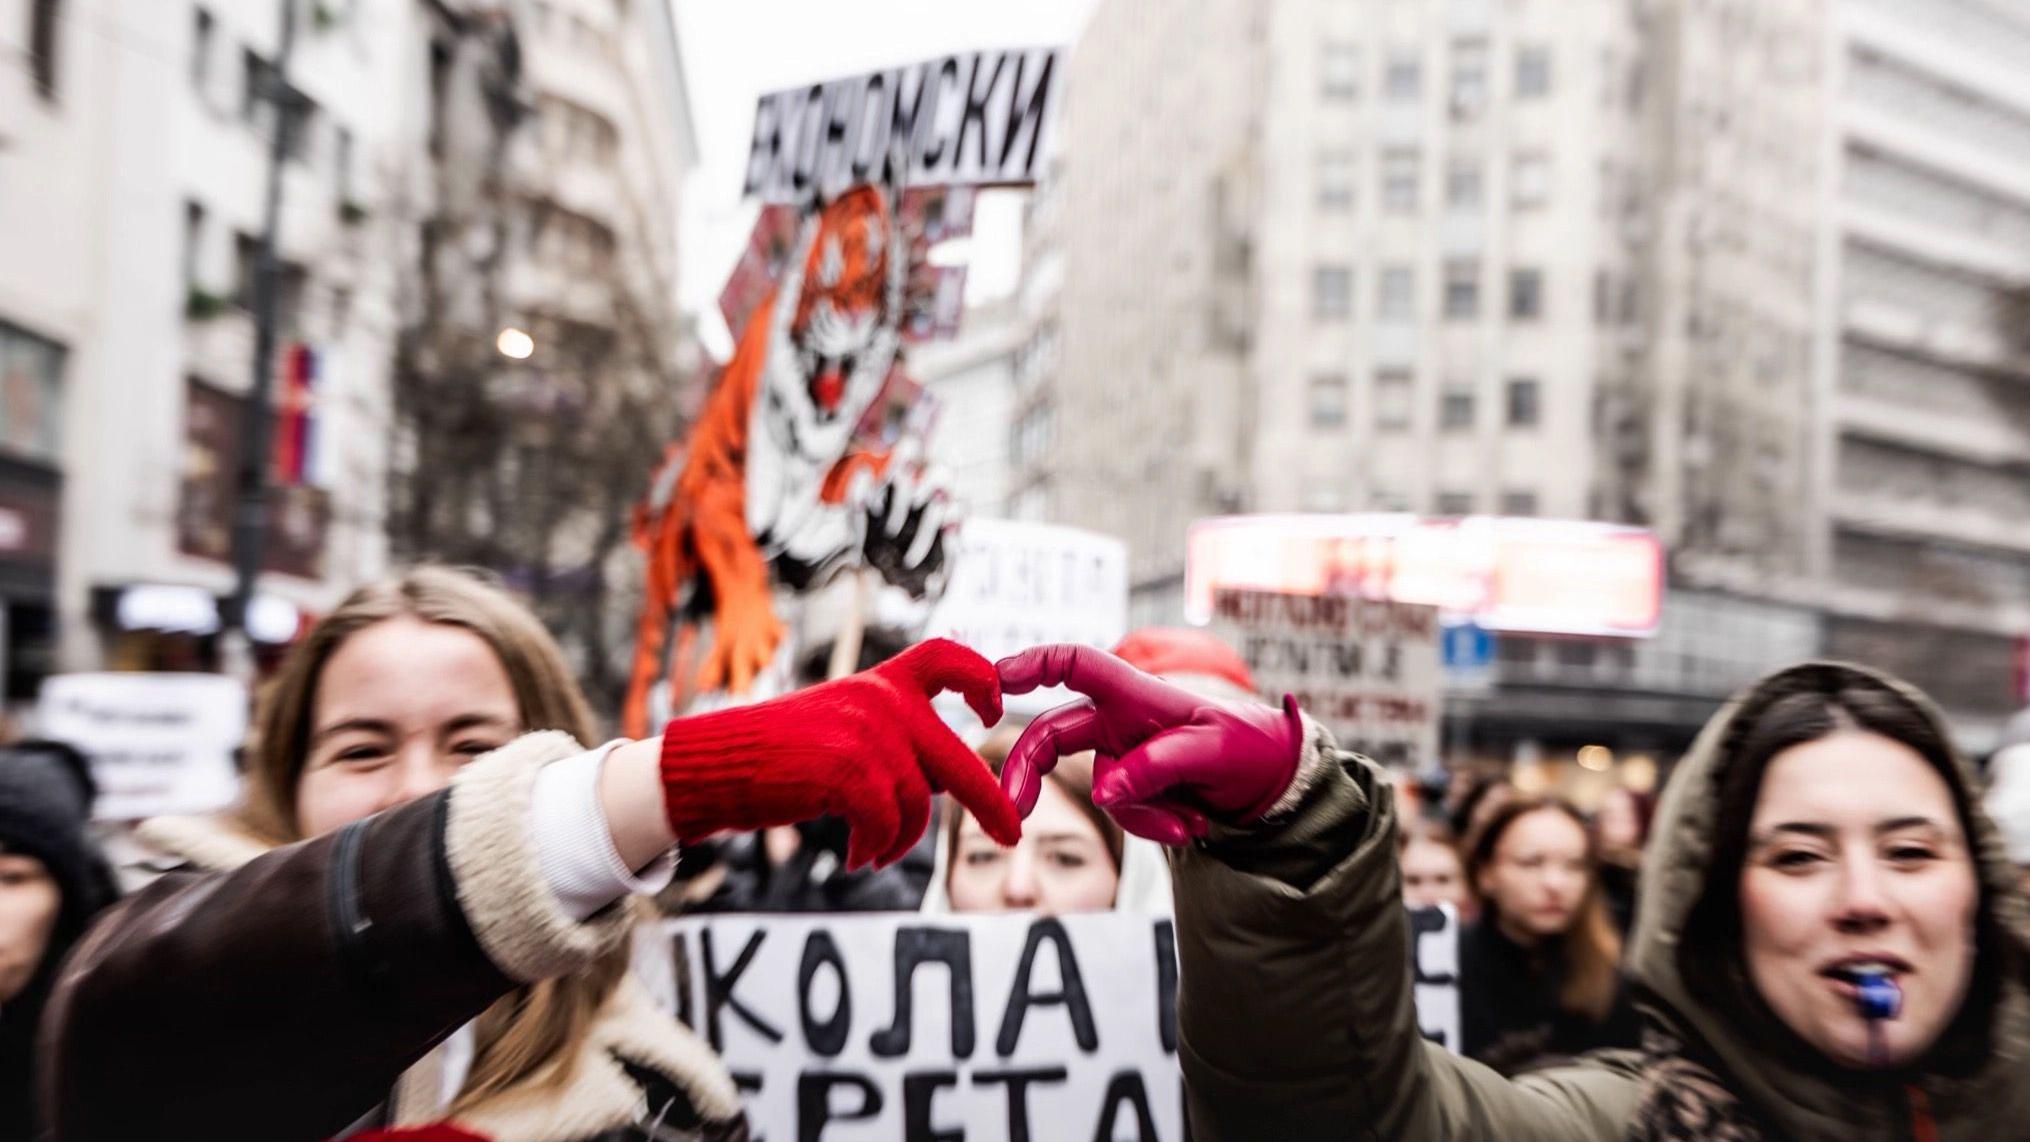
[1169,722,1640,1141]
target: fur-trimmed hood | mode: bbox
[1625,661,2030,1137]
[131,741,744,1142]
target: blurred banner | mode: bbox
[38,672,246,820]
[923,519,1128,719]
[743,49,1062,203]
[1212,587,1442,771]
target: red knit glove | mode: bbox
[659,638,1021,869]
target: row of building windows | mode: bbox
[1319,40,1554,107]
[1315,149,1551,214]
[1306,374,1542,432]
[1311,264,1546,322]
[191,6,357,201]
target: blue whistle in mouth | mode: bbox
[1854,969,1903,1022]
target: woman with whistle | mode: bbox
[995,645,2030,1141]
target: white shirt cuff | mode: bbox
[530,740,677,922]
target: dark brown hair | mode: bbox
[1466,795,1624,1022]
[1681,664,2007,1073]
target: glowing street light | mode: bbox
[496,326,535,360]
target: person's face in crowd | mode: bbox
[1478,808,1590,944]
[1739,731,1978,1069]
[0,850,61,1002]
[296,616,523,838]
[1402,837,1470,912]
[1598,788,1643,853]
[948,777,1118,914]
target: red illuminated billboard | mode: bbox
[1185,514,1665,637]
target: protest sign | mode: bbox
[1211,587,1442,770]
[666,912,1181,1140]
[38,672,246,820]
[923,519,1128,717]
[744,49,1062,203]
[1409,905,1463,1051]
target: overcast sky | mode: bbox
[668,0,1097,358]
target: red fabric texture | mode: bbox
[1111,626,1259,694]
[659,639,1020,868]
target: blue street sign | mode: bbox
[1442,621,1495,671]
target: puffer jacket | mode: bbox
[40,733,746,1142]
[1169,661,2030,1140]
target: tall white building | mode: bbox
[0,0,697,702]
[1024,0,2030,752]
[1811,0,2030,728]
[1,0,423,684]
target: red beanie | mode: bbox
[1112,627,1258,694]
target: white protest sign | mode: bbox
[1409,905,1462,1052]
[745,49,1063,204]
[666,912,1182,1141]
[39,673,246,820]
[924,519,1128,718]
[1212,588,1441,771]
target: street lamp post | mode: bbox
[223,0,301,677]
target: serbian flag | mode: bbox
[271,343,317,486]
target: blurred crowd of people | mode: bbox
[10,566,2030,1138]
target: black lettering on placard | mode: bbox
[956,51,1006,171]
[1407,906,1455,1047]
[903,1071,963,1142]
[1154,920,1178,1054]
[672,931,696,1031]
[996,918,1099,1056]
[885,67,934,185]
[918,56,963,169]
[1092,1071,1159,1141]
[703,928,783,1051]
[744,96,781,196]
[1330,641,1364,678]
[849,72,889,183]
[820,80,860,192]
[789,84,827,197]
[974,1066,1070,1142]
[999,52,1055,171]
[798,930,852,1057]
[798,1072,883,1142]
[872,927,976,1058]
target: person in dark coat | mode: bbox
[0,740,115,1140]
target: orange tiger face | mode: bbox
[789,186,895,418]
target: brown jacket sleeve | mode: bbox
[38,731,636,1142]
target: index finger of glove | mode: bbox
[1001,698,1104,816]
[888,638,1002,726]
[995,643,1145,703]
[906,704,1022,846]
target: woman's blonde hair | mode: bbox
[236,565,628,1112]
[944,727,1126,882]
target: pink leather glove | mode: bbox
[996,644,1304,846]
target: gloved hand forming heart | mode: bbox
[659,639,1021,869]
[995,643,1305,846]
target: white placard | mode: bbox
[1212,588,1442,770]
[39,673,246,820]
[666,912,1182,1140]
[923,519,1128,718]
[744,49,1063,203]
[1410,904,1462,1052]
